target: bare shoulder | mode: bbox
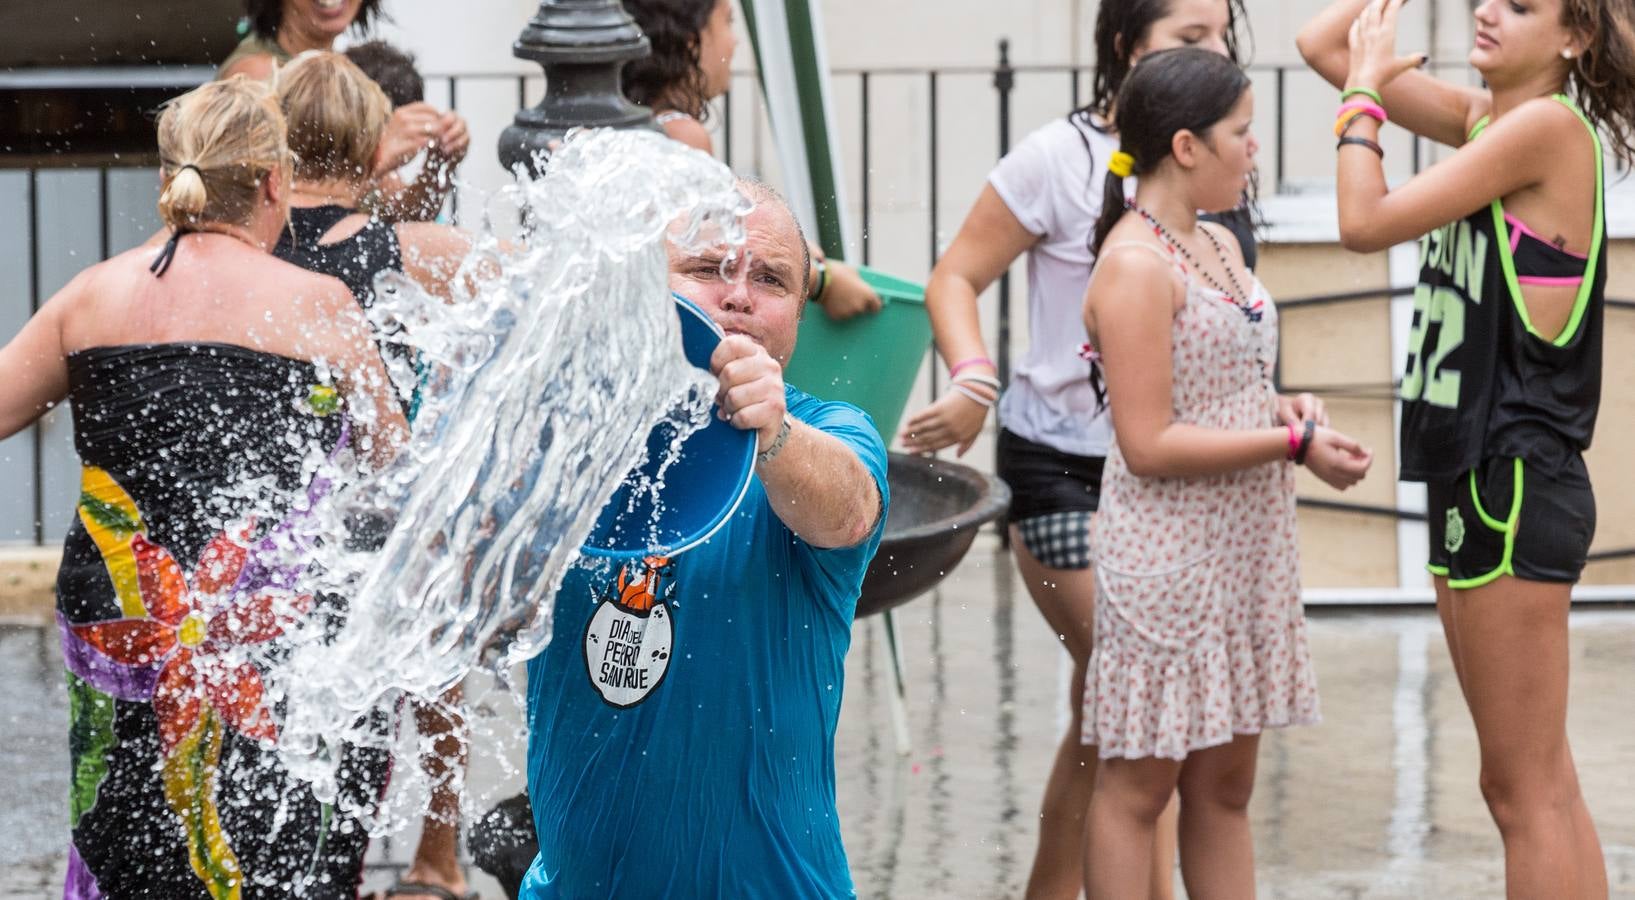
[662,116,714,155]
[291,266,358,314]
[1093,229,1178,286]
[243,251,356,311]
[395,221,474,261]
[219,53,276,82]
[69,247,165,300]
[1089,225,1184,314]
[1476,95,1577,144]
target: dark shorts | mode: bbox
[1425,455,1595,588]
[997,428,1105,570]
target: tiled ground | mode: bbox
[7,533,1634,898]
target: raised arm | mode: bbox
[1337,97,1564,252]
[1297,0,1487,148]
[1335,0,1569,252]
[0,279,74,440]
[899,184,1039,455]
[372,108,468,223]
[712,334,881,549]
[1085,245,1369,485]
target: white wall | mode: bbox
[364,0,1486,239]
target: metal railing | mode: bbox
[5,43,1632,561]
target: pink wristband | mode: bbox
[1286,423,1301,461]
[1336,100,1387,124]
[949,356,996,378]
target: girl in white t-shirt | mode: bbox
[902,1,1253,896]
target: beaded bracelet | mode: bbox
[1286,423,1301,461]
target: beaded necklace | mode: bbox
[1127,200,1264,324]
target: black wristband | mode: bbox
[1337,136,1384,158]
[1294,419,1316,466]
[808,257,829,302]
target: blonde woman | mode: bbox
[274,50,485,900]
[274,52,472,327]
[220,0,467,222]
[0,77,404,899]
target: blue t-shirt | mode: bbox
[522,385,888,899]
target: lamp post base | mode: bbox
[496,0,657,177]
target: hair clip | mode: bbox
[1108,151,1135,178]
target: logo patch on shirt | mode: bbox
[583,556,676,708]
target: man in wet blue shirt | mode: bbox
[521,183,888,898]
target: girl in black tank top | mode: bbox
[274,51,482,900]
[274,205,417,408]
[1303,0,1635,893]
[277,204,404,311]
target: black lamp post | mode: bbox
[496,0,658,177]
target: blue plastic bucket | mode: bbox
[580,294,757,559]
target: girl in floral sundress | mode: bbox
[1078,48,1373,898]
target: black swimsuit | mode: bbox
[275,204,414,415]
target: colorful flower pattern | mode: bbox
[62,466,316,899]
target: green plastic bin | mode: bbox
[783,264,931,443]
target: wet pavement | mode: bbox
[6,532,1635,898]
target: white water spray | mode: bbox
[259,129,748,806]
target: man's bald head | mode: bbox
[667,178,814,365]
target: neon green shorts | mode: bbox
[1425,456,1595,589]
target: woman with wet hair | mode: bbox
[0,76,405,899]
[1080,47,1371,899]
[621,0,883,321]
[1302,0,1635,894]
[274,48,486,900]
[220,0,468,223]
[900,2,1263,896]
[274,51,474,326]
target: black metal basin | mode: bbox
[855,452,1010,618]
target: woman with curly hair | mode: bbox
[219,0,467,224]
[1301,0,1635,895]
[622,0,883,320]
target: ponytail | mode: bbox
[154,77,289,231]
[158,164,209,229]
[1091,168,1131,259]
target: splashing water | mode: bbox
[258,129,750,806]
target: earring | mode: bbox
[1562,49,1574,59]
